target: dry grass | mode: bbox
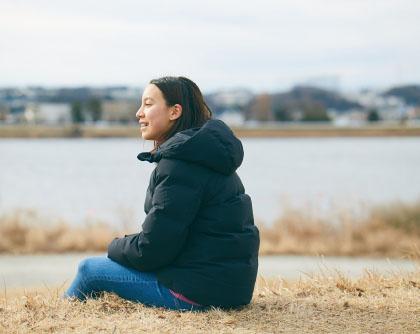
[232,125,420,138]
[0,268,419,333]
[0,125,139,138]
[2,124,420,138]
[0,209,122,254]
[1,199,419,257]
[259,200,420,258]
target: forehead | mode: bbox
[141,84,163,101]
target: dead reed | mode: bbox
[0,199,419,257]
[0,209,121,254]
[2,124,420,138]
[259,199,420,258]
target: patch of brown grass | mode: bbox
[0,209,121,254]
[1,200,420,258]
[260,200,420,258]
[2,124,420,138]
[1,269,419,333]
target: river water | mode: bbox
[0,137,420,227]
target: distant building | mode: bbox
[28,103,72,124]
[0,104,9,121]
[217,110,245,126]
[407,107,420,120]
[351,89,408,121]
[102,100,138,123]
[3,101,26,123]
[211,89,253,106]
[107,87,140,100]
[330,108,367,127]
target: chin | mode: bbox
[140,133,154,141]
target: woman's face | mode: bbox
[136,84,179,145]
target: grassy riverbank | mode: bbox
[1,123,420,138]
[1,199,419,258]
[1,269,419,333]
[259,199,420,258]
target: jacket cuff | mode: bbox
[107,237,126,265]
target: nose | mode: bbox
[136,107,144,120]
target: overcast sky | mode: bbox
[1,0,419,92]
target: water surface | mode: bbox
[1,137,419,226]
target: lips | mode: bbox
[139,122,149,128]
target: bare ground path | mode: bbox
[0,253,417,289]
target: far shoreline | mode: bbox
[1,123,420,138]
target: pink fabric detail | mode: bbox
[169,289,202,306]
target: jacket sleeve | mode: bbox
[107,159,205,272]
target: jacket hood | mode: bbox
[137,119,244,175]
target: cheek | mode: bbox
[150,108,171,125]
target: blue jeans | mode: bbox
[63,256,210,312]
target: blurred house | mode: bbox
[407,106,420,124]
[0,104,10,121]
[351,90,408,121]
[206,89,253,119]
[107,87,140,100]
[4,101,26,123]
[330,108,367,127]
[210,89,253,107]
[102,100,138,123]
[25,103,72,124]
[217,109,245,126]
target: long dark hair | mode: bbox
[149,76,212,151]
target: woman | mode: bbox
[64,76,260,312]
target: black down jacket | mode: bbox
[107,119,260,308]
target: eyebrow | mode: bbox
[143,97,154,102]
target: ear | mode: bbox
[169,104,183,121]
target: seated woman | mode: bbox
[64,76,260,312]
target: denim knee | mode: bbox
[77,257,97,280]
